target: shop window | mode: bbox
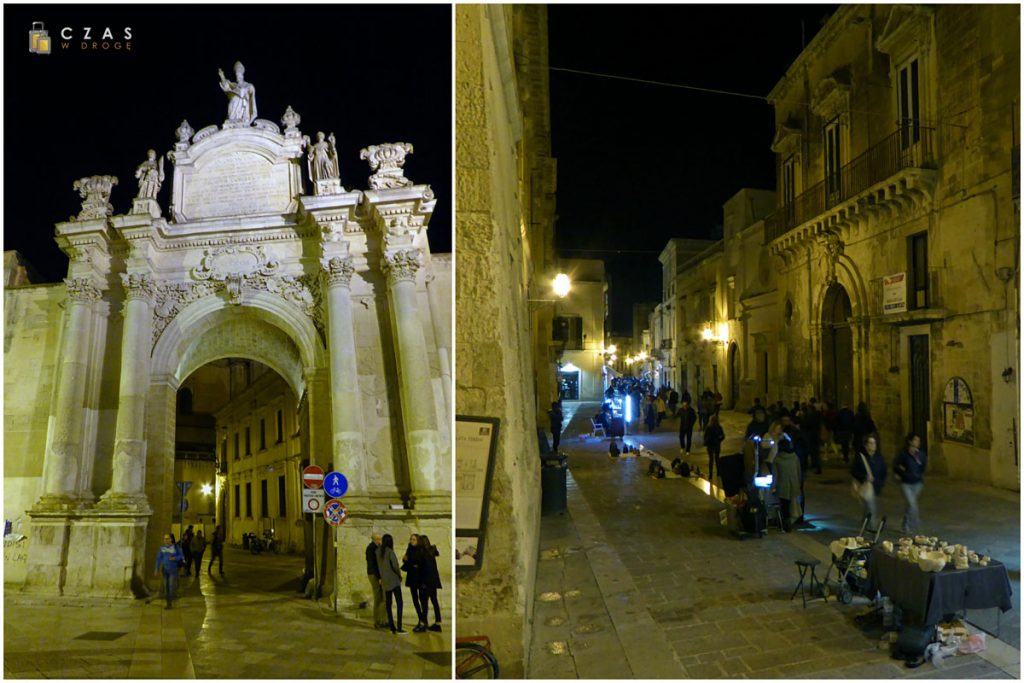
[245,482,252,518]
[942,377,974,444]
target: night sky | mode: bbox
[548,4,837,334]
[4,4,451,283]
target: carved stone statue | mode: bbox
[218,61,257,126]
[134,149,165,200]
[819,230,844,285]
[307,132,340,183]
[360,142,414,190]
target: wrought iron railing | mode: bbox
[765,125,936,243]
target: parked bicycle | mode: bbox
[455,635,499,679]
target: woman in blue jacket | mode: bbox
[893,432,927,534]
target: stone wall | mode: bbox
[455,5,553,677]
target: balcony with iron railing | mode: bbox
[766,125,937,248]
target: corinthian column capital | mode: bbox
[381,249,422,285]
[120,272,157,303]
[65,277,102,303]
[321,256,356,288]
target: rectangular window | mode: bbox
[898,58,921,149]
[552,316,584,350]
[278,475,287,518]
[781,154,797,208]
[824,118,842,202]
[909,232,929,309]
[276,410,283,443]
[245,427,251,455]
[260,479,268,518]
[245,482,252,518]
[260,419,266,450]
[234,484,240,517]
[221,438,227,462]
[234,433,239,460]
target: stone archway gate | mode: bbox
[22,83,451,603]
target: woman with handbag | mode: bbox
[850,433,887,532]
[378,534,407,634]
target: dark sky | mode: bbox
[4,4,451,283]
[549,4,837,334]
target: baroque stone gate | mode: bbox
[8,64,452,604]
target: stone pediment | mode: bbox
[811,67,852,122]
[169,126,305,225]
[771,118,803,156]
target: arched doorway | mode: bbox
[821,283,854,408]
[728,342,739,409]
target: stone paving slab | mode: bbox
[525,401,1019,679]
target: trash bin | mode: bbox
[541,454,567,515]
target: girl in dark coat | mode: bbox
[703,414,725,482]
[402,534,426,630]
[850,433,886,531]
[414,534,443,632]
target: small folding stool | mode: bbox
[791,558,827,608]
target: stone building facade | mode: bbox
[663,5,1019,489]
[554,258,607,401]
[3,69,452,602]
[455,4,557,676]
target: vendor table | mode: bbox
[868,549,1013,627]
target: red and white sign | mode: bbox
[302,465,325,488]
[302,488,325,513]
[883,272,907,315]
[323,499,349,526]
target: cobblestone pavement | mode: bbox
[528,401,1019,679]
[5,546,450,679]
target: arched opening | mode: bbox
[172,357,306,594]
[821,283,854,408]
[728,342,739,409]
[147,298,328,595]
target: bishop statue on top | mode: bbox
[218,61,257,127]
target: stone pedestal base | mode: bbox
[333,503,451,616]
[130,198,161,218]
[314,178,345,195]
[22,508,151,598]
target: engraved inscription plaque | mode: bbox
[180,150,292,220]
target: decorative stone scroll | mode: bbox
[381,249,422,285]
[360,142,414,190]
[64,277,102,303]
[71,176,118,222]
[819,231,844,285]
[322,256,355,288]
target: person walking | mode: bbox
[644,396,656,433]
[677,400,697,456]
[852,402,877,455]
[190,530,206,578]
[414,535,443,633]
[207,525,224,576]
[893,433,927,534]
[851,434,887,532]
[180,525,194,576]
[366,532,387,628]
[703,413,725,483]
[667,389,679,418]
[654,394,667,427]
[377,534,406,634]
[154,533,184,609]
[403,534,426,631]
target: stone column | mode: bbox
[320,256,368,499]
[381,249,445,510]
[99,273,156,510]
[36,277,101,509]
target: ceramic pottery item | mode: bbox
[918,551,947,572]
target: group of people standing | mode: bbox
[154,524,226,608]
[366,532,443,635]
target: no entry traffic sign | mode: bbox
[323,499,348,526]
[302,465,324,489]
[323,471,348,499]
[302,488,325,514]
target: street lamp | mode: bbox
[201,483,213,496]
[552,273,571,298]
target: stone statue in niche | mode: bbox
[218,61,257,126]
[307,132,340,182]
[134,150,165,200]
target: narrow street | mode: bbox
[528,402,1020,679]
[4,546,450,679]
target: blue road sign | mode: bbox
[323,472,348,499]
[178,499,189,513]
[176,481,193,495]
